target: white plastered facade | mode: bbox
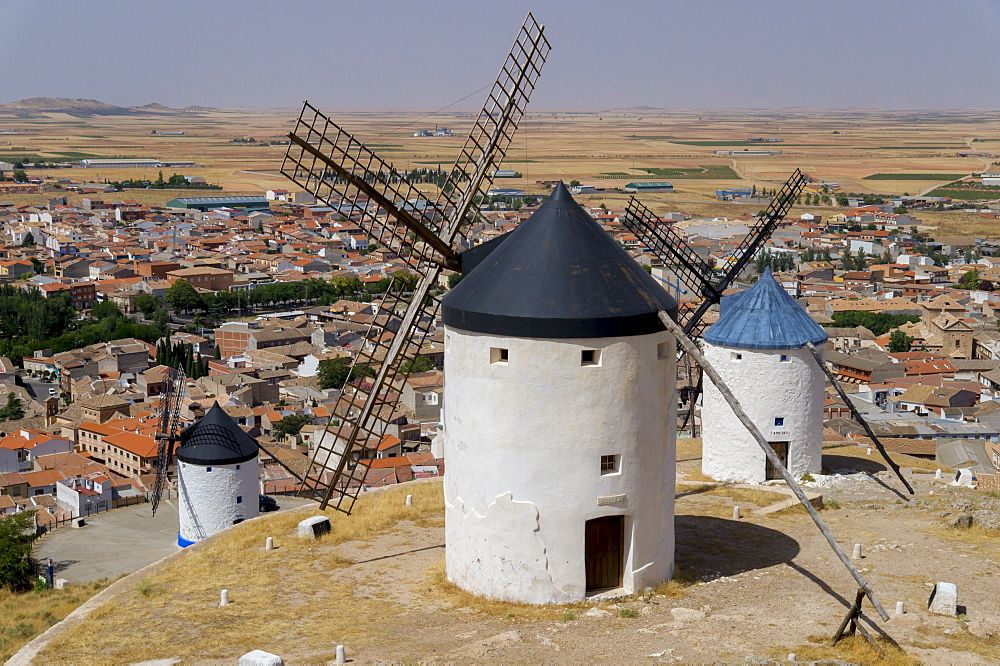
[178,457,260,544]
[701,342,824,484]
[442,325,676,604]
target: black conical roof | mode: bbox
[175,403,259,466]
[442,182,677,338]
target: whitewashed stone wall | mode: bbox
[178,457,260,544]
[443,326,676,603]
[701,342,823,484]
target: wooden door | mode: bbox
[766,441,789,480]
[585,516,624,592]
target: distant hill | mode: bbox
[0,97,217,116]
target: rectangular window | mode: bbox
[657,341,671,360]
[600,454,619,475]
[206,466,212,472]
[235,465,240,470]
[774,417,785,427]
[780,354,789,362]
[490,347,509,365]
[581,349,600,366]
[732,352,743,361]
[236,496,242,504]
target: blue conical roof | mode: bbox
[703,268,828,350]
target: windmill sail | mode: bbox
[151,366,185,516]
[285,13,550,512]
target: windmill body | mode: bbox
[701,269,827,484]
[440,184,678,603]
[176,404,260,547]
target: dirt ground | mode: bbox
[21,446,1000,665]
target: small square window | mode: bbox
[236,495,243,504]
[733,352,743,361]
[581,349,600,366]
[490,347,509,365]
[657,341,671,360]
[236,464,240,470]
[780,354,789,362]
[774,417,785,427]
[600,454,619,475]
[206,466,212,472]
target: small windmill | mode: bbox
[279,13,550,512]
[622,172,913,493]
[150,365,186,516]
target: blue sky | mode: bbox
[3,0,1000,109]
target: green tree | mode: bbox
[958,268,982,290]
[569,179,580,187]
[11,169,27,183]
[893,205,908,214]
[164,279,203,313]
[0,392,24,421]
[21,232,34,247]
[91,300,122,320]
[273,413,313,439]
[447,273,463,289]
[213,344,222,360]
[135,293,160,316]
[400,355,434,374]
[888,329,914,353]
[317,357,375,390]
[0,512,37,592]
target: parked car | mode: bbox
[259,494,279,512]
[48,388,58,396]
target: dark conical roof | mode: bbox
[703,268,828,350]
[442,182,677,338]
[175,403,259,465]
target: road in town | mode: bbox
[35,496,316,582]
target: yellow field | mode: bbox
[4,107,1000,235]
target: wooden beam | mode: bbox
[805,341,914,495]
[657,311,891,622]
[286,133,459,270]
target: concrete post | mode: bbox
[732,506,741,520]
[265,537,274,551]
[405,494,413,506]
[935,469,942,479]
[852,544,862,560]
[895,601,905,615]
[335,645,346,664]
[866,448,872,455]
[220,589,229,606]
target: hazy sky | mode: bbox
[4,0,1000,110]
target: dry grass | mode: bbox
[652,564,696,599]
[35,482,444,665]
[415,559,588,620]
[0,580,112,662]
[824,445,954,473]
[784,634,920,666]
[934,522,1000,547]
[703,486,783,507]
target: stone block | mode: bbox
[71,517,86,528]
[55,578,67,590]
[238,650,284,666]
[928,582,957,616]
[953,514,974,529]
[953,469,974,487]
[297,516,331,539]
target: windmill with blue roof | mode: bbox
[700,268,829,483]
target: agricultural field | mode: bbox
[5,107,1000,227]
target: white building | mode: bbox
[440,182,678,604]
[56,473,112,517]
[176,403,260,547]
[701,269,828,483]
